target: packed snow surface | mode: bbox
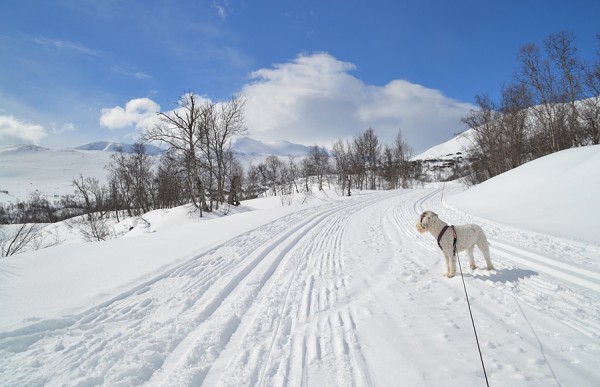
[1,146,599,386]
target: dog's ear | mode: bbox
[416,211,428,233]
[416,222,425,233]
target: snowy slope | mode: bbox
[0,146,599,386]
[446,145,600,244]
[412,128,474,160]
[0,145,114,203]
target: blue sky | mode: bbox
[1,0,599,153]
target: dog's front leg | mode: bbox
[447,254,456,278]
[443,254,449,277]
[444,254,455,278]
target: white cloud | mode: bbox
[112,65,152,80]
[0,115,47,144]
[242,53,474,152]
[211,0,231,21]
[34,37,98,56]
[51,122,76,135]
[99,95,216,141]
[100,98,160,131]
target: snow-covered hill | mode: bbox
[412,128,474,160]
[446,144,600,245]
[1,145,598,386]
[0,145,115,203]
[0,137,310,203]
[409,129,474,181]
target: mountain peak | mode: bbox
[75,142,163,155]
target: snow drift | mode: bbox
[446,144,600,245]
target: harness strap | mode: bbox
[437,225,458,256]
[437,225,449,248]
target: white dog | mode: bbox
[416,211,495,278]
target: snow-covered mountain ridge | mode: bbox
[75,141,163,155]
[0,137,312,203]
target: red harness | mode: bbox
[437,225,457,255]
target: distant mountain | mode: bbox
[231,136,312,167]
[0,137,313,203]
[0,144,51,154]
[409,129,475,181]
[75,142,163,155]
[412,129,474,161]
[231,137,311,157]
[74,138,310,161]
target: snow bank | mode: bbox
[446,145,600,244]
[0,203,300,330]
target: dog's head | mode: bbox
[416,211,437,234]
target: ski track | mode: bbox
[1,188,598,386]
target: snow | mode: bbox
[446,145,600,245]
[0,145,114,202]
[1,146,599,386]
[412,128,474,160]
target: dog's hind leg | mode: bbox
[466,246,477,270]
[477,240,495,270]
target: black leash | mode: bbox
[456,252,490,387]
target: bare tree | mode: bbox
[212,95,247,209]
[546,31,586,146]
[144,93,209,215]
[461,95,504,183]
[70,175,111,242]
[351,134,367,189]
[155,149,187,208]
[582,34,600,145]
[517,42,568,156]
[1,223,41,257]
[361,128,381,189]
[264,155,285,195]
[306,145,329,191]
[245,163,262,199]
[516,32,587,155]
[226,154,244,206]
[331,139,352,196]
[498,82,532,169]
[393,129,414,187]
[286,156,301,194]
